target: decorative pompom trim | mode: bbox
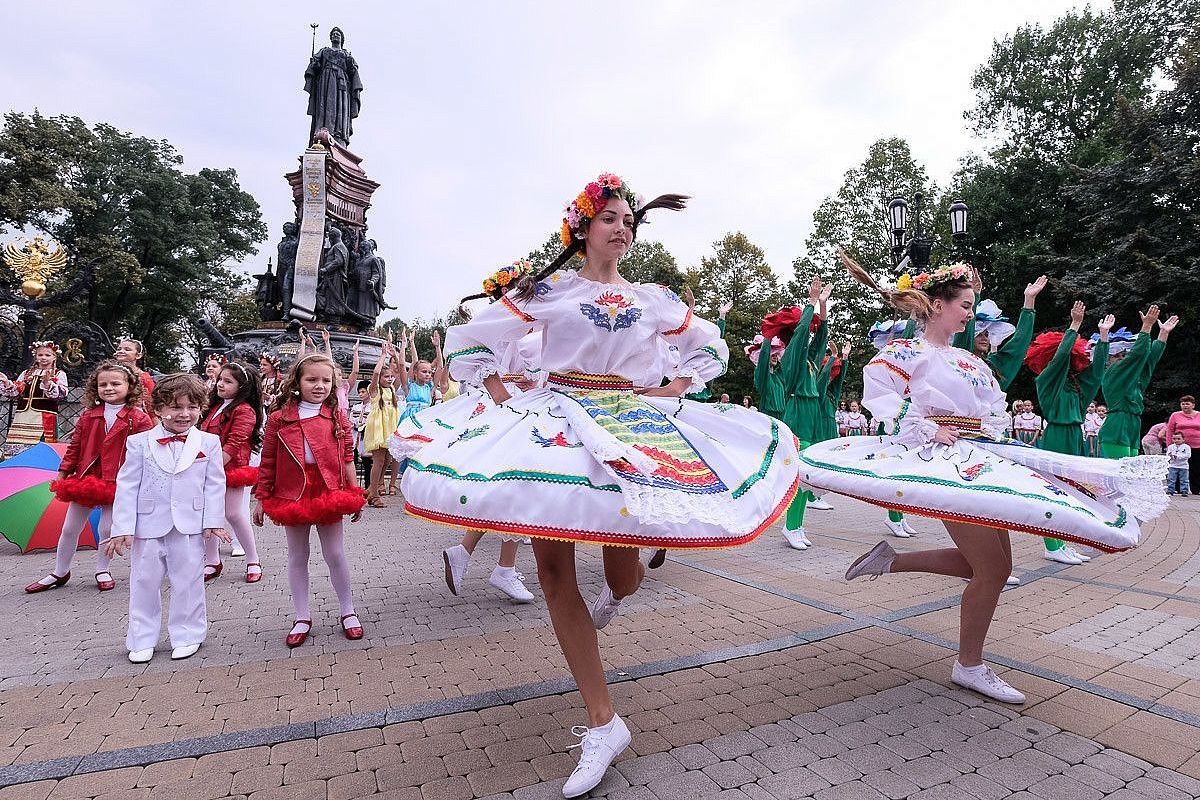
[50,475,115,507]
[262,488,365,526]
[224,465,260,488]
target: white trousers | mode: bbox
[127,529,207,651]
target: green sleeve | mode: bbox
[716,318,726,338]
[808,318,828,365]
[952,293,981,350]
[990,307,1035,390]
[1102,333,1149,403]
[827,358,847,405]
[815,350,835,393]
[753,334,772,395]
[902,318,917,339]
[779,304,815,393]
[1079,339,1108,406]
[1142,338,1165,387]
[1035,328,1076,402]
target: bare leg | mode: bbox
[890,547,973,579]
[460,530,485,553]
[531,539,613,727]
[498,539,518,568]
[367,449,388,501]
[944,523,1011,666]
[602,546,644,600]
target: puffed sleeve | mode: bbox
[44,370,68,400]
[254,411,281,501]
[653,286,728,393]
[864,341,935,446]
[446,292,543,386]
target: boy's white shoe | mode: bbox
[884,520,912,538]
[951,661,1025,704]
[562,715,631,798]
[782,527,809,550]
[1044,547,1082,565]
[1063,546,1091,562]
[489,567,534,603]
[590,584,621,629]
[171,643,201,660]
[443,545,470,595]
[128,648,153,664]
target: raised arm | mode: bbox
[991,275,1046,390]
[1036,300,1085,397]
[1079,314,1114,405]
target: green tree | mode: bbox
[0,112,266,370]
[686,232,782,402]
[619,240,685,289]
[789,138,940,339]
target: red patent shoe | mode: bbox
[24,572,70,594]
[245,563,262,583]
[95,571,115,591]
[285,620,312,648]
[203,562,223,582]
[340,614,364,640]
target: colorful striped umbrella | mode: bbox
[0,442,101,553]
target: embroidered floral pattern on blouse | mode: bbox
[579,290,642,332]
[530,427,582,448]
[958,462,993,482]
[448,425,490,447]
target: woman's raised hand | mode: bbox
[1139,304,1161,333]
[1023,275,1048,307]
[1098,314,1116,340]
[1069,301,1086,330]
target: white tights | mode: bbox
[53,503,112,577]
[284,521,356,621]
[205,487,259,566]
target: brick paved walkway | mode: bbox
[1,493,1198,798]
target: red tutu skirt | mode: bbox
[224,465,260,488]
[261,464,364,526]
[50,475,115,507]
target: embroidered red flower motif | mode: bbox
[957,359,975,372]
[595,291,633,309]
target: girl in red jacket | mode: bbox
[26,360,154,593]
[201,360,265,583]
[252,353,365,647]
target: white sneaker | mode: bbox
[845,541,897,581]
[1044,547,1082,565]
[782,527,809,550]
[128,648,153,663]
[885,520,912,538]
[900,519,918,535]
[489,567,534,603]
[1006,575,1021,586]
[443,545,470,595]
[231,542,246,558]
[808,497,833,510]
[170,643,201,660]
[951,661,1025,704]
[798,530,813,548]
[1063,546,1091,563]
[591,584,621,629]
[562,715,631,798]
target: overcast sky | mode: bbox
[5,0,1093,324]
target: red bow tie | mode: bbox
[157,434,188,445]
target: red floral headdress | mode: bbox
[761,307,822,344]
[1024,331,1090,375]
[560,173,642,249]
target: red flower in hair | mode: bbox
[1024,331,1091,375]
[761,306,820,344]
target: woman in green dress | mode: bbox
[1026,301,1114,564]
[1098,306,1179,459]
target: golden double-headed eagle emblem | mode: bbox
[3,236,67,298]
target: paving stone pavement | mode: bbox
[1,493,1198,798]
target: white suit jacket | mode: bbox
[111,424,227,539]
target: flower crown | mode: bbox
[560,172,642,249]
[29,340,61,355]
[482,259,537,297]
[896,263,971,292]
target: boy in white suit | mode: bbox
[105,373,230,663]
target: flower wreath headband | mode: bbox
[481,259,536,298]
[29,340,61,355]
[895,263,972,292]
[458,173,689,303]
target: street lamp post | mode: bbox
[888,193,969,270]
